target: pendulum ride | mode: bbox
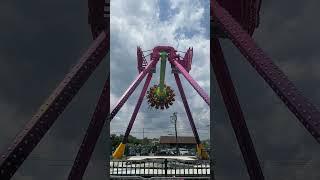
[111,46,210,159]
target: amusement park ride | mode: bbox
[0,0,320,179]
[111,46,210,159]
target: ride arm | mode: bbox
[158,52,167,91]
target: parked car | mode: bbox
[156,149,168,156]
[179,148,189,156]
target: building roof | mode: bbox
[159,136,196,144]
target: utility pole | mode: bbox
[170,112,179,156]
[142,128,144,139]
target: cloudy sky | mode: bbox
[110,0,210,140]
[0,0,320,179]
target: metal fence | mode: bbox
[110,158,210,178]
[110,176,210,179]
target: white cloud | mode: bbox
[110,0,210,140]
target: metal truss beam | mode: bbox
[68,75,110,180]
[174,73,201,144]
[170,59,210,106]
[212,37,264,180]
[213,0,320,143]
[110,59,158,121]
[123,73,153,144]
[0,31,109,180]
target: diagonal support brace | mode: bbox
[113,73,153,159]
[174,73,209,159]
[170,59,210,106]
[0,31,109,180]
[110,59,158,121]
[68,75,110,180]
[174,73,201,144]
[213,0,320,143]
[212,37,264,180]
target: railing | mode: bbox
[110,158,210,178]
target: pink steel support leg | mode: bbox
[212,37,264,180]
[122,73,153,144]
[174,73,201,144]
[68,75,110,180]
[170,59,210,106]
[0,31,108,180]
[110,59,158,121]
[213,1,320,143]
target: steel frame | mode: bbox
[174,73,201,144]
[0,0,110,179]
[211,37,264,179]
[68,76,110,180]
[112,46,210,159]
[2,0,319,179]
[123,73,153,144]
[170,59,210,106]
[0,31,109,180]
[109,59,159,121]
[212,0,320,179]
